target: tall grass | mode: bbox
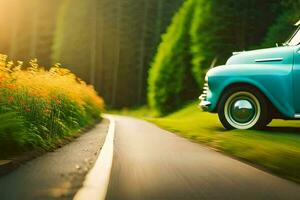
[0,54,104,158]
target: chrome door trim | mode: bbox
[255,58,283,62]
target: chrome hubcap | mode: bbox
[229,99,255,124]
[224,91,261,129]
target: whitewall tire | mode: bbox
[218,85,269,130]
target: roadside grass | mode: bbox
[114,102,300,183]
[0,54,104,159]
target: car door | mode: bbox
[293,45,300,114]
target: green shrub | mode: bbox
[148,0,199,115]
[0,112,28,157]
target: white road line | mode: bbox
[74,115,115,200]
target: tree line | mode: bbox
[0,0,183,108]
[0,0,61,65]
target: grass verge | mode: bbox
[114,102,300,183]
[0,54,104,159]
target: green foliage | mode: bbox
[52,0,184,107]
[53,0,94,82]
[0,112,26,157]
[0,0,62,65]
[148,0,199,115]
[262,1,300,47]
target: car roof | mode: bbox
[295,20,300,26]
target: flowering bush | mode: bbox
[0,54,104,158]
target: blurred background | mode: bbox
[0,0,299,110]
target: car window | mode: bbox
[289,29,300,46]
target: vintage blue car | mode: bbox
[200,20,300,130]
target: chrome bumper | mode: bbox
[199,99,211,111]
[199,82,211,111]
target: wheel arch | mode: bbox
[214,82,285,118]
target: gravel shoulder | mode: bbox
[0,119,109,200]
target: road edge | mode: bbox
[74,115,115,200]
[0,120,101,177]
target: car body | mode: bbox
[200,20,300,130]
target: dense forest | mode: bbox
[0,0,183,107]
[0,0,299,111]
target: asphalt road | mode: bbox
[0,120,108,200]
[107,116,300,200]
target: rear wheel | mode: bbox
[218,86,269,130]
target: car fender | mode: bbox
[206,64,294,118]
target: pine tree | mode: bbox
[95,0,122,105]
[52,0,184,107]
[35,0,62,66]
[8,0,35,61]
[0,1,17,56]
[53,0,96,82]
[0,0,61,65]
[97,0,184,107]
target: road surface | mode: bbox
[0,120,108,200]
[107,116,300,200]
